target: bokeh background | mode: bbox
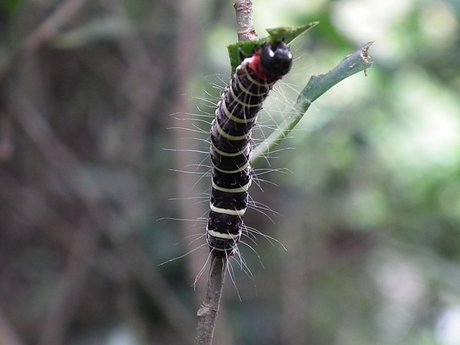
[1,0,460,344]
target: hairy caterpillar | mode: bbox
[207,41,293,256]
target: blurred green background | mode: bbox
[1,0,460,344]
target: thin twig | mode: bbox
[196,256,228,345]
[233,0,258,41]
[195,2,259,344]
[251,41,374,164]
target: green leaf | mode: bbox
[227,21,319,73]
[265,21,319,44]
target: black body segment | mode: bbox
[207,42,292,256]
[260,42,293,77]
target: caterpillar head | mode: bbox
[260,41,293,77]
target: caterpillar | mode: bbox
[207,41,293,257]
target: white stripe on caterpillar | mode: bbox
[210,203,247,216]
[212,180,252,193]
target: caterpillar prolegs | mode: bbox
[207,41,293,256]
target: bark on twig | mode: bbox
[233,0,258,41]
[195,256,228,345]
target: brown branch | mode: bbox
[233,0,258,41]
[195,256,228,345]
